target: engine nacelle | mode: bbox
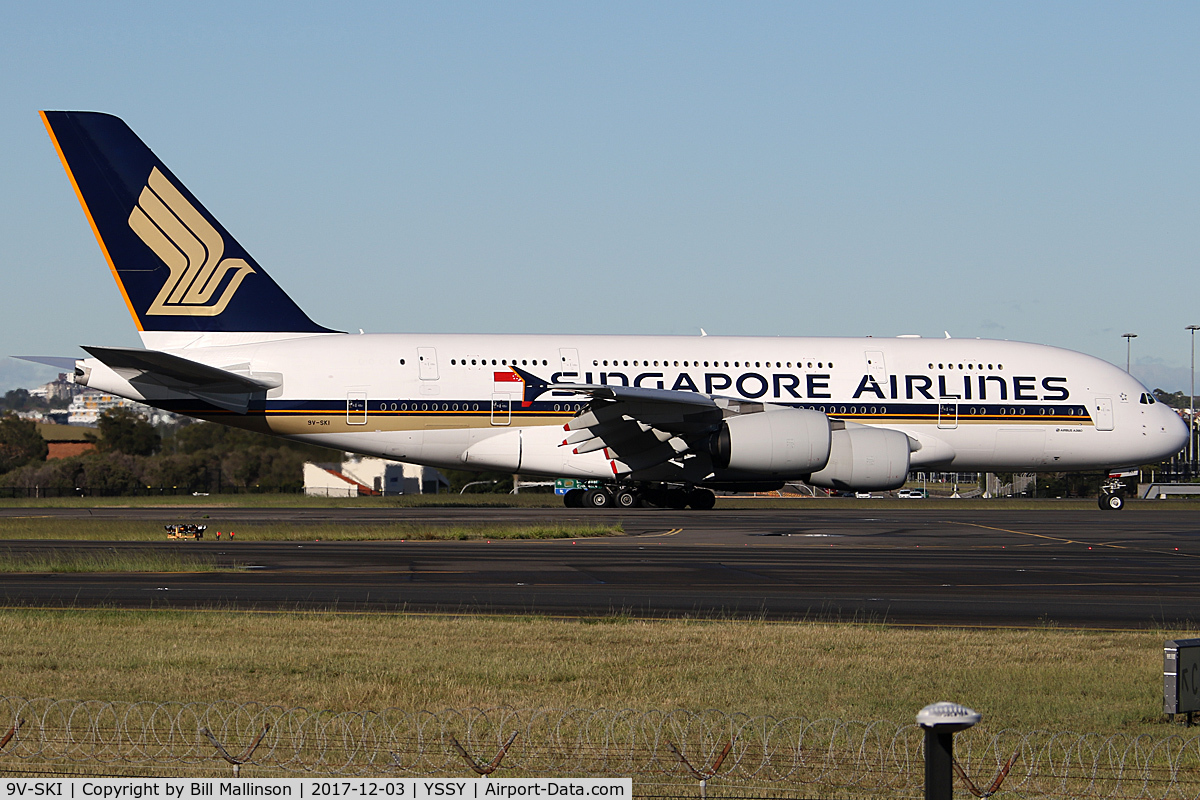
[709,409,831,475]
[806,426,911,491]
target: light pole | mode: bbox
[1188,325,1200,474]
[1122,333,1138,373]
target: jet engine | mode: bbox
[805,426,912,491]
[709,408,831,475]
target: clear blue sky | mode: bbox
[2,2,1198,393]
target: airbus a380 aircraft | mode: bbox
[30,111,1187,511]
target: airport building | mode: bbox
[304,456,449,497]
[66,390,176,427]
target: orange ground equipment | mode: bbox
[165,523,206,540]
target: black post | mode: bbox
[924,728,953,800]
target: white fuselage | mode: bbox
[79,332,1188,481]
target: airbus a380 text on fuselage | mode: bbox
[29,111,1187,510]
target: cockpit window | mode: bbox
[1139,393,1156,405]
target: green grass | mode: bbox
[0,518,623,541]
[0,548,242,572]
[0,609,1185,737]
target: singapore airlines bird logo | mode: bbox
[127,168,254,316]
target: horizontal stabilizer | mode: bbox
[14,355,79,370]
[83,346,279,391]
[82,346,280,414]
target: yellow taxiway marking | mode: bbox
[639,528,683,538]
[960,521,1109,547]
[959,521,1200,558]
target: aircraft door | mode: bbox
[1093,396,1114,431]
[865,351,887,384]
[417,347,439,381]
[558,348,580,382]
[347,392,367,425]
[491,395,512,426]
[937,399,958,430]
[492,369,521,426]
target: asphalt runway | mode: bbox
[2,506,1200,627]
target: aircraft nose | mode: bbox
[1161,406,1190,455]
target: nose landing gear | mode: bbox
[1098,474,1128,510]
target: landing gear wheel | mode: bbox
[1099,492,1125,511]
[687,489,716,510]
[563,488,584,508]
[614,488,640,508]
[666,489,689,510]
[584,488,613,508]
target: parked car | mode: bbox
[897,489,926,499]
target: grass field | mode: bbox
[0,609,1184,737]
[0,518,623,541]
[0,496,1192,745]
[0,548,241,572]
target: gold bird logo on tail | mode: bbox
[128,167,254,316]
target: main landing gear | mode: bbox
[563,485,717,510]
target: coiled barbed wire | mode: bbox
[4,696,1200,797]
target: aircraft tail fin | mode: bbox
[40,111,335,338]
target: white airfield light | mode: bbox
[918,702,981,800]
[917,701,982,732]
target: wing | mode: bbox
[82,346,280,414]
[553,383,750,475]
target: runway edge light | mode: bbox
[917,702,981,800]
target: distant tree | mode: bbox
[0,416,345,495]
[168,419,340,460]
[1154,389,1190,409]
[142,453,209,492]
[0,413,48,473]
[96,408,161,456]
[81,453,143,495]
[0,389,49,413]
[1032,472,1103,498]
[170,419,232,453]
[221,446,308,492]
[0,455,85,492]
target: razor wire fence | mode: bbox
[3,696,1200,798]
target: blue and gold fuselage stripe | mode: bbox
[149,398,1095,425]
